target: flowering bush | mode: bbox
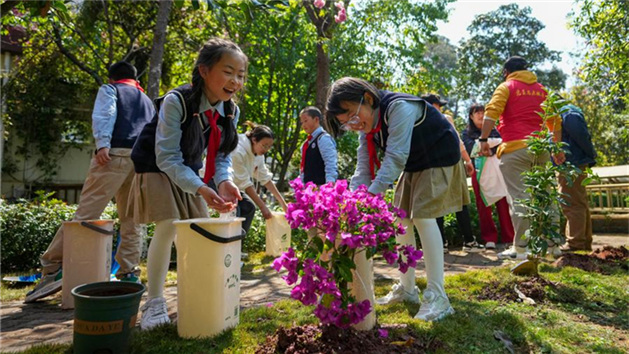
[273,179,423,328]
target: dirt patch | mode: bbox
[477,281,520,302]
[477,277,556,304]
[256,324,444,354]
[591,246,629,261]
[553,246,629,274]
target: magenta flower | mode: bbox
[334,8,347,23]
[378,329,389,338]
[277,179,418,328]
[313,0,325,9]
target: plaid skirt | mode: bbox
[127,172,209,223]
[394,160,470,219]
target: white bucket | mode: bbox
[173,217,245,338]
[61,220,114,309]
[265,211,291,256]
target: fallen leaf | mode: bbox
[494,330,515,354]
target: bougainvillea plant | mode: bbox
[273,178,423,328]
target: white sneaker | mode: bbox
[548,246,562,258]
[485,242,496,250]
[497,246,529,260]
[140,297,170,330]
[414,289,454,321]
[376,282,420,305]
[24,269,62,303]
[462,241,485,253]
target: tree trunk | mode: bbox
[147,0,172,100]
[315,41,330,114]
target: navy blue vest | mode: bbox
[303,133,327,185]
[131,84,236,174]
[374,91,460,172]
[110,83,155,148]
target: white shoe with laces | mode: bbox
[375,282,420,305]
[414,289,455,321]
[485,242,496,250]
[140,297,170,330]
[497,246,529,260]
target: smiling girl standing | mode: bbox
[326,77,467,321]
[129,38,246,330]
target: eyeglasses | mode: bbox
[339,96,363,131]
[261,143,273,151]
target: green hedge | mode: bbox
[0,192,118,273]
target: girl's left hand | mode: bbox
[218,180,242,204]
[198,185,234,213]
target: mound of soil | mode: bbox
[591,245,629,261]
[477,277,554,303]
[553,246,628,274]
[256,324,444,354]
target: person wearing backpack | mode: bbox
[25,61,155,303]
[557,103,597,251]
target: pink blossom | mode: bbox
[276,179,412,327]
[335,1,345,10]
[334,8,347,23]
[313,0,325,9]
[378,329,389,338]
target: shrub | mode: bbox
[0,192,118,273]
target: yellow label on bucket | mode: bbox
[74,319,124,335]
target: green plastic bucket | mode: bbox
[71,281,145,354]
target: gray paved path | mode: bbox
[1,234,627,352]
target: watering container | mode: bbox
[62,220,114,309]
[173,217,245,338]
[265,211,291,256]
[72,281,145,353]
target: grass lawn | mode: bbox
[5,255,628,353]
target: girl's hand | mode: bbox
[261,206,273,220]
[218,180,242,204]
[198,185,234,213]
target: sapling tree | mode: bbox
[516,90,581,275]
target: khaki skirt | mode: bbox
[394,160,470,219]
[128,172,209,223]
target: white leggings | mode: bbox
[397,218,446,297]
[146,218,177,299]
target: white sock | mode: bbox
[397,218,417,291]
[412,218,446,298]
[147,218,177,299]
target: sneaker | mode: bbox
[140,297,170,330]
[548,246,562,258]
[24,269,62,303]
[414,289,455,321]
[241,252,249,261]
[117,273,141,284]
[485,242,496,250]
[443,241,449,254]
[497,246,529,260]
[462,241,485,253]
[375,282,420,305]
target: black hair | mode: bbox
[466,103,485,135]
[108,61,137,81]
[325,77,380,137]
[244,121,274,142]
[503,56,528,73]
[300,106,323,121]
[184,37,248,159]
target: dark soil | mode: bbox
[477,277,555,303]
[256,324,444,354]
[553,246,629,274]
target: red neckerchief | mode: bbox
[366,113,382,180]
[202,110,221,183]
[300,134,312,173]
[112,79,145,92]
